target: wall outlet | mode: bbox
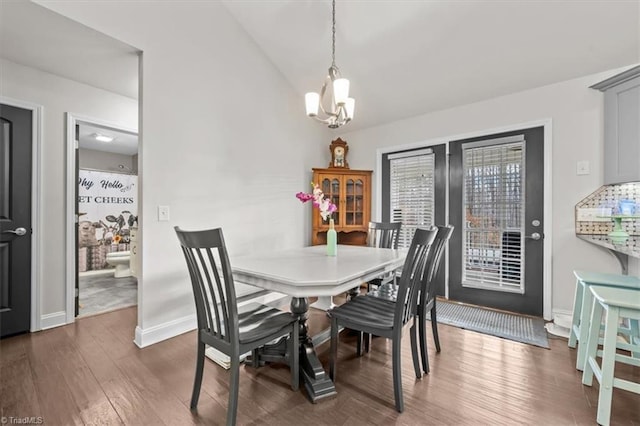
[576,207,611,222]
[158,205,170,221]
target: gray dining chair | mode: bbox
[367,225,454,373]
[366,221,402,291]
[355,221,402,353]
[175,226,299,426]
[328,227,438,412]
[347,221,401,317]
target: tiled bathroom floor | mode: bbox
[79,274,137,317]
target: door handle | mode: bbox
[525,232,542,240]
[3,227,27,236]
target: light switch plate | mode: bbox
[576,160,590,175]
[158,205,170,221]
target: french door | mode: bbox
[381,144,447,296]
[448,127,544,316]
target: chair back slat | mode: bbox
[180,246,210,332]
[420,225,455,306]
[195,247,226,338]
[367,222,401,249]
[206,247,231,337]
[175,227,239,344]
[393,227,437,326]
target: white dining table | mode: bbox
[232,244,406,402]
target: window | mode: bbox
[462,139,525,292]
[389,149,435,248]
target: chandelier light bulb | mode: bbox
[305,92,320,116]
[333,78,350,106]
[345,97,355,119]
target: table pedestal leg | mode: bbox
[310,295,335,311]
[290,297,337,402]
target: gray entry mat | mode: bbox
[433,300,550,349]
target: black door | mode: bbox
[449,127,544,316]
[0,104,32,338]
[381,144,447,295]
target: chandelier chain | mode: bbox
[331,0,336,67]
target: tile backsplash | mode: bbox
[575,182,640,235]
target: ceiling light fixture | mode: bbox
[92,133,115,142]
[305,0,354,129]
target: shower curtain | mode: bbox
[78,169,138,271]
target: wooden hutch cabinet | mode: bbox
[311,168,372,246]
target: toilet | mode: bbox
[106,251,132,278]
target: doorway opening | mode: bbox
[73,118,139,317]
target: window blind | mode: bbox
[389,150,435,248]
[462,141,525,292]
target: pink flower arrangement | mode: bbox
[296,183,337,221]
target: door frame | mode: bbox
[65,113,138,324]
[376,118,553,319]
[1,96,43,331]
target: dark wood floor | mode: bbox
[1,305,639,425]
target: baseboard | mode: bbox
[205,347,250,370]
[79,269,115,278]
[552,309,573,328]
[133,290,288,348]
[134,314,196,348]
[40,311,67,330]
[545,308,572,338]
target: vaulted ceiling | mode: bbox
[224,0,639,130]
[0,0,139,99]
[2,1,638,132]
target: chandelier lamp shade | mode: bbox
[305,0,355,129]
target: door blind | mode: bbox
[389,151,435,248]
[462,141,525,293]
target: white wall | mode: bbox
[0,58,138,320]
[79,148,136,173]
[36,2,327,345]
[341,67,638,319]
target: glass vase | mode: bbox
[327,218,337,256]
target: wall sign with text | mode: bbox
[78,169,138,247]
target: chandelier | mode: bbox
[304,0,354,129]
